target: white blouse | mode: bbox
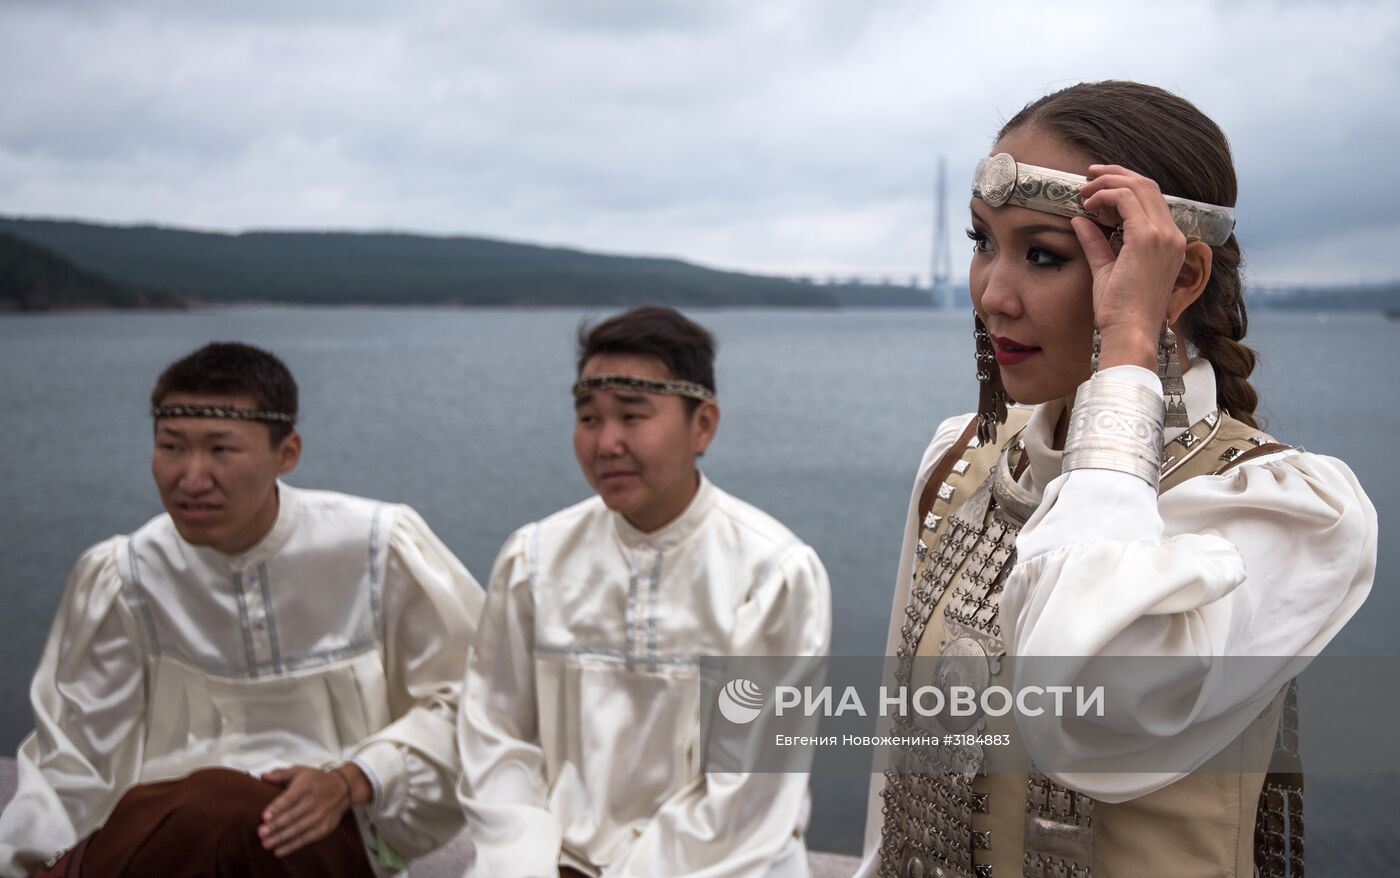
[854,360,1377,872]
[0,484,484,877]
[457,475,831,878]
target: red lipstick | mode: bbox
[990,334,1040,366]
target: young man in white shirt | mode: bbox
[0,342,482,877]
[458,306,832,877]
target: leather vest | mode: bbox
[879,409,1303,878]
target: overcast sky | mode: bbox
[2,0,1396,286]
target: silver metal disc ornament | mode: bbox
[931,636,990,734]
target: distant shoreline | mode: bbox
[3,215,1397,314]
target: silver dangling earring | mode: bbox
[974,315,1008,445]
[1159,324,1189,428]
[1090,324,1101,375]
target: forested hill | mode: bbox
[0,232,182,311]
[0,217,930,308]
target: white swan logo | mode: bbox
[718,678,765,724]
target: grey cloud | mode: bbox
[1,1,1397,283]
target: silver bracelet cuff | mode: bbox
[1063,376,1165,488]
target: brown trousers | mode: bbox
[37,768,376,878]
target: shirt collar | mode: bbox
[1019,358,1217,494]
[1020,396,1067,496]
[612,472,717,553]
[190,480,302,571]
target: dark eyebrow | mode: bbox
[574,391,653,406]
[1021,224,1077,237]
[156,425,235,439]
[574,390,655,410]
[969,205,1077,236]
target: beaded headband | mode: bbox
[151,404,297,425]
[972,152,1236,247]
[571,374,715,402]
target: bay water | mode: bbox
[1,307,1395,868]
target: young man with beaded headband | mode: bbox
[0,342,483,876]
[456,305,832,877]
[854,81,1376,877]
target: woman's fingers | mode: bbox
[1071,216,1116,276]
[1081,186,1186,256]
[1082,166,1178,229]
[1081,181,1152,226]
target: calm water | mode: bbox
[1,307,1395,868]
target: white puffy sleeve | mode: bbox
[602,544,831,878]
[456,525,562,878]
[0,539,147,877]
[348,505,484,858]
[999,367,1377,801]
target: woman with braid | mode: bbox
[855,81,1376,877]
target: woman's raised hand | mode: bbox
[1072,164,1187,372]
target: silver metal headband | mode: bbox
[972,152,1236,247]
[571,374,715,401]
[151,404,296,425]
